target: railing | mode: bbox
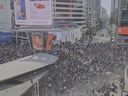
[20,71,49,96]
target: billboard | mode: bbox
[14,0,52,25]
[32,33,43,50]
[118,27,128,35]
[123,0,128,10]
[46,34,53,51]
[48,32,61,41]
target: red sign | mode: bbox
[118,27,128,35]
[64,24,69,27]
[46,34,53,51]
[0,5,4,9]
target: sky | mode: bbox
[101,0,111,16]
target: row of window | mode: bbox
[117,39,128,43]
[54,19,86,22]
[53,4,83,8]
[53,14,85,17]
[53,9,83,13]
[56,0,83,4]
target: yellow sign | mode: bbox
[109,52,111,56]
[81,50,84,54]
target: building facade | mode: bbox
[114,0,128,52]
[52,0,86,26]
[86,0,101,25]
[110,0,119,24]
[100,6,108,24]
[0,0,89,44]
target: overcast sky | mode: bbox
[101,0,111,16]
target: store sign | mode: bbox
[46,34,53,51]
[14,0,52,25]
[0,5,4,9]
[64,24,69,27]
[118,27,128,35]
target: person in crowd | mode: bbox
[0,44,33,64]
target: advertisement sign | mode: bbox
[48,32,61,41]
[0,33,12,45]
[14,0,52,25]
[123,0,128,10]
[46,34,53,51]
[32,33,43,50]
[118,27,128,35]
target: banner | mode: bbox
[14,0,52,25]
[32,33,43,50]
[123,0,128,10]
[46,34,53,51]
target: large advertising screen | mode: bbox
[46,34,53,51]
[14,0,52,25]
[118,27,128,35]
[32,33,43,50]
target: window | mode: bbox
[124,39,128,43]
[117,39,121,43]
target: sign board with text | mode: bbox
[118,27,128,35]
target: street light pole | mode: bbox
[60,39,61,54]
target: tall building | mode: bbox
[86,0,101,25]
[110,0,119,24]
[115,0,128,52]
[100,6,108,24]
[52,0,87,26]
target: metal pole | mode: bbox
[60,39,61,53]
[121,83,123,96]
[27,32,32,50]
[16,31,18,44]
[37,77,39,96]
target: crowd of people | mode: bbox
[0,44,34,64]
[43,37,125,96]
[0,37,125,96]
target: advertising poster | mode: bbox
[14,0,52,25]
[48,32,61,41]
[32,33,43,50]
[123,0,128,10]
[14,0,26,20]
[46,34,53,51]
